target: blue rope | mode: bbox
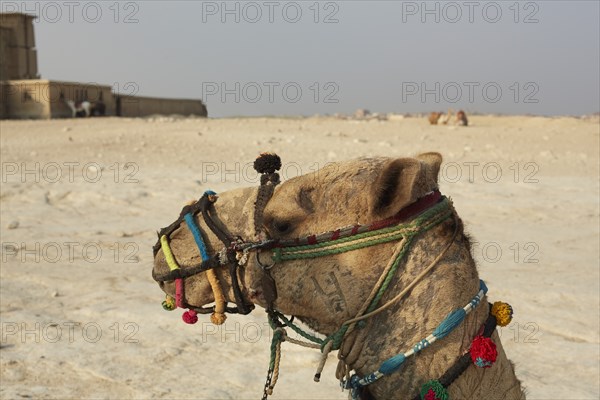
[184,213,209,261]
[348,280,489,390]
[432,308,467,340]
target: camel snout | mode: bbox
[247,287,266,305]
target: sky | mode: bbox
[6,0,599,117]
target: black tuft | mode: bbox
[254,153,281,174]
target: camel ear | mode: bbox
[416,152,442,184]
[370,158,422,218]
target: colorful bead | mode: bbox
[470,335,497,368]
[491,301,513,327]
[162,295,176,311]
[420,380,448,400]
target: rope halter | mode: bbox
[152,153,284,324]
[152,190,255,323]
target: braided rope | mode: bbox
[275,204,452,262]
[263,196,461,398]
[275,198,450,253]
[333,239,410,378]
[283,335,321,349]
[269,336,282,394]
[344,213,459,327]
[348,280,488,391]
[262,198,457,396]
[160,235,184,308]
[160,235,180,272]
[184,213,227,325]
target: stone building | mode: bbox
[0,12,207,119]
[0,13,38,81]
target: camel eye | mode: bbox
[272,220,293,234]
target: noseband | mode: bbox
[151,153,284,323]
[152,190,255,321]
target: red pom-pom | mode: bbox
[424,389,437,400]
[470,335,497,368]
[182,309,198,324]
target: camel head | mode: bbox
[151,153,525,399]
[246,153,444,334]
[152,186,258,321]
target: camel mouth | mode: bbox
[247,288,266,307]
[152,251,257,312]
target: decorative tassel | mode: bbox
[379,353,406,374]
[211,312,227,325]
[253,152,282,175]
[162,295,176,311]
[182,309,198,324]
[491,301,513,327]
[470,335,497,368]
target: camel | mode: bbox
[152,153,525,400]
[428,110,468,126]
[428,111,443,125]
[63,98,106,118]
[64,99,91,117]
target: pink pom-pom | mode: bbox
[182,309,198,324]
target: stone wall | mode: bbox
[116,95,207,117]
[0,80,114,119]
[0,80,207,119]
[0,79,50,118]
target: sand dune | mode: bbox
[1,115,598,399]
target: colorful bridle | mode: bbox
[151,153,286,323]
[152,190,254,323]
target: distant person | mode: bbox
[456,110,468,126]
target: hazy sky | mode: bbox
[8,0,599,117]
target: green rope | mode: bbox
[275,312,326,345]
[267,198,455,354]
[366,208,453,313]
[275,199,452,262]
[276,231,409,261]
[366,237,416,314]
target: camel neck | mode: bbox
[345,220,488,399]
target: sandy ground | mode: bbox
[0,115,598,400]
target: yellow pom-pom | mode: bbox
[211,312,227,325]
[491,301,513,327]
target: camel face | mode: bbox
[248,153,443,333]
[152,186,257,309]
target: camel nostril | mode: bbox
[248,288,262,300]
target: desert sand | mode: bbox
[0,115,598,399]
